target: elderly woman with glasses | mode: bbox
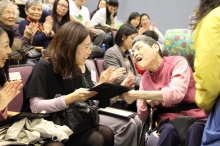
[0,0,38,46]
[19,0,54,49]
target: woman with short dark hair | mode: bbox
[126,12,140,29]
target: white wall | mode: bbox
[85,0,200,35]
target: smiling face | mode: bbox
[56,0,68,17]
[75,35,92,65]
[0,31,11,68]
[0,6,17,27]
[130,16,140,28]
[98,0,106,9]
[132,41,159,70]
[25,4,42,21]
[122,33,138,51]
[141,15,150,28]
[108,5,117,14]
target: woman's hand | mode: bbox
[23,22,39,39]
[121,76,134,87]
[43,16,53,35]
[98,67,125,84]
[64,88,97,105]
[0,80,23,110]
[121,90,137,104]
[138,27,147,35]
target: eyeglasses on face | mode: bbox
[58,3,69,10]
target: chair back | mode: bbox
[94,58,105,76]
[162,29,195,70]
[8,65,33,112]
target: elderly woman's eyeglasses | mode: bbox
[2,11,16,17]
[58,3,69,10]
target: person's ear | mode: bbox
[24,8,28,15]
[152,43,159,52]
[122,34,126,41]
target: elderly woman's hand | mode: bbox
[98,67,125,84]
[23,22,39,39]
[0,80,23,110]
[121,90,137,104]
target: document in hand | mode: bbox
[88,82,133,100]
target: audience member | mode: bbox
[139,13,164,43]
[126,12,140,29]
[193,0,220,145]
[90,0,119,30]
[69,0,105,47]
[90,0,107,19]
[0,23,23,121]
[23,21,126,146]
[122,35,207,146]
[51,0,69,33]
[19,0,53,49]
[0,1,38,46]
[104,23,141,87]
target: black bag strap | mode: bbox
[157,103,198,114]
[17,48,28,58]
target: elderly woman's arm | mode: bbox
[123,57,191,106]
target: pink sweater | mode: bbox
[137,56,207,122]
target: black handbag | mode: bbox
[26,45,41,59]
[50,100,100,137]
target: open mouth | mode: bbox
[136,57,142,63]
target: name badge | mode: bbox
[9,72,22,81]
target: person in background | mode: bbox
[69,0,105,47]
[139,13,164,43]
[90,0,107,19]
[90,0,119,30]
[51,0,69,33]
[23,21,127,146]
[19,0,54,49]
[0,1,38,46]
[126,12,140,29]
[122,35,207,146]
[0,23,23,122]
[104,23,141,87]
[193,0,220,145]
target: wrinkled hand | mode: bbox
[66,88,97,104]
[122,90,137,104]
[0,80,23,110]
[121,76,134,87]
[147,100,160,107]
[43,16,53,33]
[99,67,125,84]
[23,22,39,39]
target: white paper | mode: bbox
[9,72,22,81]
[91,70,96,83]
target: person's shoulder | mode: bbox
[97,7,106,14]
[105,45,118,54]
[34,59,52,70]
[19,19,29,25]
[82,5,89,11]
[210,6,220,17]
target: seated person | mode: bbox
[90,0,107,19]
[79,61,142,146]
[0,22,63,146]
[23,21,118,146]
[69,0,105,47]
[0,1,38,46]
[126,12,140,29]
[19,0,53,49]
[51,0,69,33]
[139,13,164,43]
[90,0,119,31]
[104,23,141,87]
[122,35,207,146]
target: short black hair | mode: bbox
[142,30,159,41]
[108,0,118,7]
[115,23,138,46]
